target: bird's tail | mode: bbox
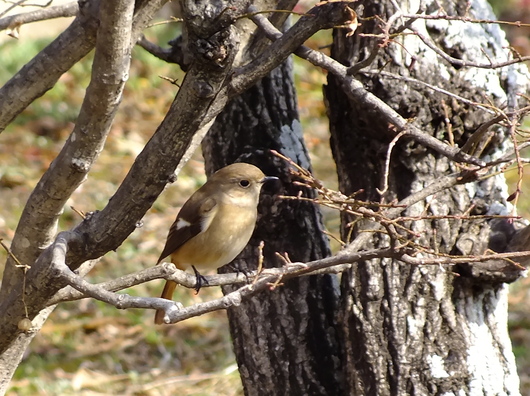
[154,280,177,325]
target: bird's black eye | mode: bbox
[239,179,250,188]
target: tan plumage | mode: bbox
[154,163,276,325]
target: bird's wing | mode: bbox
[156,194,218,263]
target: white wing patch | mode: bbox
[175,218,191,230]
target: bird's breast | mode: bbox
[172,204,258,271]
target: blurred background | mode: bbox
[0,0,528,394]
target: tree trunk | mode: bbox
[326,0,526,394]
[202,59,345,395]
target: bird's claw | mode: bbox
[192,265,209,294]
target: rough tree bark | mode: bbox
[326,0,527,394]
[203,58,344,394]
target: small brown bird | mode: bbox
[154,163,277,324]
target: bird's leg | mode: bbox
[192,265,209,294]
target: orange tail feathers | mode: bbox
[154,280,177,325]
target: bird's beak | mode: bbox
[260,176,279,184]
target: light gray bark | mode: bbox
[326,0,528,394]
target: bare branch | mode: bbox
[360,70,497,114]
[400,12,530,29]
[0,0,169,364]
[136,34,186,66]
[0,1,78,32]
[0,0,167,134]
[1,0,135,300]
[407,24,530,69]
[274,152,527,287]
[48,262,250,305]
[0,1,98,133]
[377,130,408,196]
[49,262,178,305]
[401,251,530,266]
[244,0,299,57]
[52,236,530,325]
[249,10,486,167]
[51,246,390,324]
[231,1,356,93]
[54,259,182,314]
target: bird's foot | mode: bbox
[192,265,209,294]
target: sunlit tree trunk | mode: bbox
[326,0,525,394]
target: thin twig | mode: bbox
[377,130,408,196]
[1,240,29,317]
[407,24,530,69]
